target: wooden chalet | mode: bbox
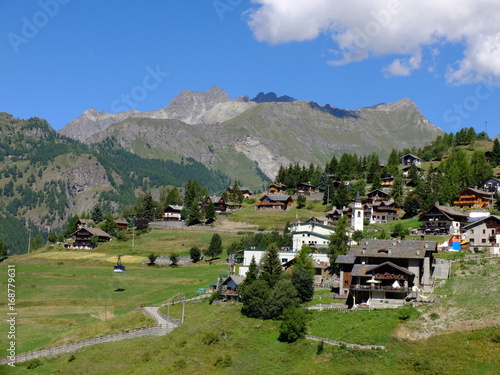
[226,186,253,199]
[67,227,111,249]
[296,182,316,194]
[163,205,183,221]
[483,178,500,193]
[419,204,468,235]
[336,239,437,307]
[453,188,494,209]
[219,275,245,302]
[268,183,288,195]
[326,206,348,222]
[371,199,398,223]
[381,176,394,187]
[400,154,422,167]
[462,215,500,254]
[255,194,293,211]
[401,164,422,178]
[114,219,128,230]
[76,219,94,228]
[366,189,389,203]
[204,196,227,213]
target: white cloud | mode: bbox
[247,0,500,84]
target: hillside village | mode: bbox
[59,134,500,312]
[1,128,500,374]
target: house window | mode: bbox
[282,258,288,263]
[483,229,486,234]
[482,238,486,243]
[470,239,474,243]
[470,229,474,234]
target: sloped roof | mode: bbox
[463,215,500,230]
[258,194,293,202]
[458,187,494,198]
[366,261,415,276]
[355,239,436,259]
[164,205,183,211]
[222,275,246,286]
[419,204,468,220]
[74,227,111,238]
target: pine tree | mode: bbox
[470,150,493,187]
[204,233,222,259]
[291,245,315,303]
[91,205,104,223]
[318,173,328,192]
[492,139,500,166]
[205,200,216,223]
[260,243,283,288]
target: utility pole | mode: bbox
[27,227,31,254]
[132,226,135,251]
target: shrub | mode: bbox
[317,340,325,355]
[189,246,202,263]
[202,331,220,345]
[213,354,232,368]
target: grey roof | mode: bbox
[420,204,468,220]
[223,275,246,285]
[164,205,183,211]
[365,261,415,276]
[336,252,356,264]
[354,239,437,259]
[463,215,500,230]
[459,187,494,197]
[260,194,292,201]
[74,227,111,238]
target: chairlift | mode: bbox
[114,254,126,273]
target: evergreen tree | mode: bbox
[332,181,350,208]
[403,194,422,218]
[291,245,315,303]
[318,173,329,192]
[260,243,283,288]
[91,204,104,224]
[391,171,404,205]
[228,180,243,203]
[139,193,156,221]
[470,150,493,187]
[64,215,80,237]
[164,187,183,205]
[205,200,216,223]
[204,233,223,259]
[492,139,500,166]
[408,164,421,187]
[278,306,310,343]
[371,170,382,190]
[327,215,350,268]
[240,279,273,319]
[100,214,116,235]
[47,231,57,243]
[245,255,259,284]
[297,195,306,209]
[391,222,409,239]
[268,276,300,318]
[189,246,202,263]
[187,200,201,225]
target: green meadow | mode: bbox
[0,228,499,374]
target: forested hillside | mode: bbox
[0,113,229,254]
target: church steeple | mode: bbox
[352,191,364,232]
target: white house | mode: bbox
[290,220,335,251]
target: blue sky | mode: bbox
[1,0,499,137]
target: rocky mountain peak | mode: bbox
[370,97,419,111]
[251,92,296,103]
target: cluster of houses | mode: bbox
[64,218,127,249]
[218,196,444,309]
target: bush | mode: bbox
[189,246,202,263]
[213,354,232,368]
[317,340,325,355]
[278,306,309,343]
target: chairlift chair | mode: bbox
[114,254,126,273]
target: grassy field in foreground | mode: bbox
[5,302,500,375]
[1,230,499,374]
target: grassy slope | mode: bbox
[2,209,500,374]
